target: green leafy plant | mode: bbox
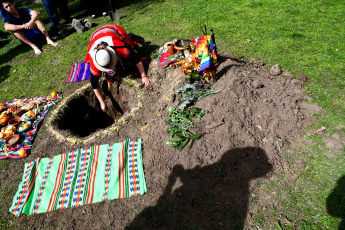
[165,106,205,151]
[175,83,220,109]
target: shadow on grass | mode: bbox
[0,65,10,83]
[127,147,273,229]
[0,41,31,66]
[326,175,345,229]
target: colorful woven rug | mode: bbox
[9,138,147,216]
[0,95,58,160]
[66,62,91,83]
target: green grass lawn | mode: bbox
[0,0,344,228]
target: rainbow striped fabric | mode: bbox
[195,35,217,72]
[66,62,91,83]
[9,139,147,216]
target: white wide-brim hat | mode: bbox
[90,45,118,72]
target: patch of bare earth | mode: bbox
[0,53,322,229]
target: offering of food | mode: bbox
[21,102,35,112]
[18,148,27,157]
[0,113,10,124]
[8,107,15,112]
[5,134,20,148]
[18,122,31,132]
[8,117,21,126]
[12,108,24,118]
[21,110,35,121]
[0,125,16,139]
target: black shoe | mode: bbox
[58,26,75,38]
[62,19,72,24]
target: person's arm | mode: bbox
[4,22,25,31]
[136,61,150,86]
[127,48,150,86]
[24,9,41,30]
[93,88,107,112]
[90,73,107,112]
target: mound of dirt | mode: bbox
[0,53,321,229]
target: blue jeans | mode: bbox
[41,0,70,27]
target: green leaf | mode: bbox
[189,133,203,140]
[169,136,183,142]
[179,138,190,151]
[170,142,180,147]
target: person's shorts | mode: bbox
[21,28,43,43]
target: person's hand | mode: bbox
[100,102,108,112]
[24,21,35,30]
[141,76,150,86]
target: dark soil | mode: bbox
[0,53,321,229]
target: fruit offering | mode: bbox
[18,122,31,132]
[21,110,35,121]
[8,107,15,112]
[0,113,10,124]
[0,125,16,139]
[18,148,27,157]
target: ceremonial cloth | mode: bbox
[9,138,147,216]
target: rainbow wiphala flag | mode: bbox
[9,139,146,216]
[195,35,217,72]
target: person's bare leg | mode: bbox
[12,30,42,54]
[34,20,58,47]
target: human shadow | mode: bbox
[326,175,345,229]
[0,64,11,83]
[0,41,31,66]
[127,147,273,229]
[215,53,243,81]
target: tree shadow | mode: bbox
[326,175,345,229]
[127,147,273,229]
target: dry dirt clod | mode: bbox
[270,64,282,76]
[206,119,224,129]
[298,73,309,83]
[315,127,326,134]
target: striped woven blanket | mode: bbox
[9,138,147,216]
[66,62,91,83]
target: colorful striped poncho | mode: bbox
[9,138,147,216]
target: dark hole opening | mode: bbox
[52,84,132,138]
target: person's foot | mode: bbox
[47,39,58,47]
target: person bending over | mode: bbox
[84,24,150,112]
[2,0,58,54]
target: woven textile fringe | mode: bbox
[9,138,147,216]
[66,62,91,83]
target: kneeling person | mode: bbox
[84,24,150,112]
[2,0,58,54]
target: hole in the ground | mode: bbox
[52,82,134,138]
